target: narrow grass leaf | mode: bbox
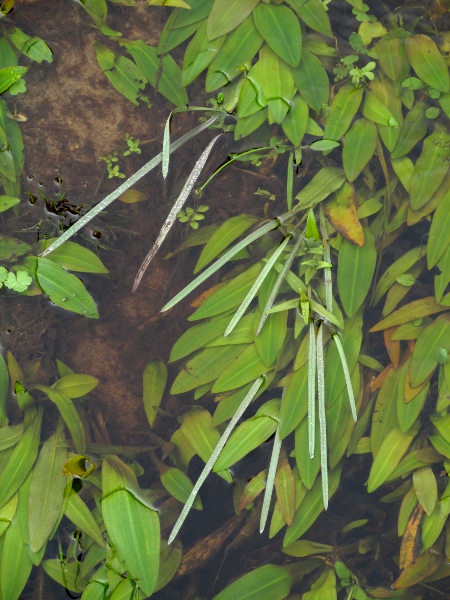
[308,321,316,458]
[162,219,282,312]
[225,236,291,336]
[40,117,219,258]
[143,361,167,426]
[133,134,222,291]
[260,423,282,533]
[168,376,264,544]
[316,322,328,509]
[331,333,357,421]
[162,110,175,179]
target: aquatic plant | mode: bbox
[0,0,450,598]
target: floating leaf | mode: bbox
[409,313,450,388]
[427,184,450,268]
[160,467,202,509]
[182,21,226,86]
[65,491,105,547]
[413,466,437,516]
[281,94,309,146]
[324,83,364,141]
[338,227,376,317]
[37,387,86,454]
[53,374,99,398]
[295,167,345,210]
[143,361,167,427]
[370,297,448,331]
[296,0,333,38]
[409,130,450,210]
[405,34,449,93]
[343,118,377,182]
[259,44,295,124]
[206,0,259,40]
[213,564,292,600]
[253,3,301,67]
[292,49,329,113]
[323,181,364,246]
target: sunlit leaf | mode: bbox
[324,83,364,141]
[409,130,450,210]
[323,181,364,246]
[206,0,259,40]
[213,564,292,600]
[253,3,301,67]
[405,34,449,93]
[53,374,99,398]
[343,118,377,182]
[292,49,329,113]
[409,313,450,387]
[370,297,448,332]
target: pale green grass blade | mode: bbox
[162,110,175,179]
[316,322,328,509]
[287,152,294,211]
[259,422,281,533]
[308,321,316,459]
[332,333,357,421]
[256,233,303,336]
[40,117,220,258]
[225,236,291,337]
[161,219,283,312]
[168,376,265,544]
[133,134,222,291]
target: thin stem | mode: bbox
[308,321,316,459]
[316,322,328,509]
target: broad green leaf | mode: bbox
[213,564,292,600]
[427,183,450,268]
[283,466,341,546]
[391,318,432,341]
[255,308,287,366]
[0,195,19,213]
[234,108,268,139]
[343,118,377,182]
[392,156,414,191]
[171,0,214,28]
[295,415,320,489]
[8,28,53,63]
[206,0,259,40]
[158,16,202,54]
[282,539,333,557]
[397,360,428,432]
[143,361,167,426]
[1,514,33,600]
[65,491,105,547]
[371,368,400,456]
[171,344,248,393]
[296,0,332,37]
[0,407,42,509]
[391,101,428,159]
[41,240,108,273]
[190,262,264,320]
[253,3,301,67]
[213,372,274,425]
[362,91,399,127]
[180,409,220,463]
[0,424,22,451]
[35,257,99,318]
[28,426,67,552]
[103,491,159,595]
[213,400,279,471]
[95,44,145,105]
[405,34,449,92]
[170,315,235,362]
[279,363,308,439]
[338,227,376,317]
[435,246,450,303]
[292,49,329,113]
[53,374,99,398]
[160,467,202,509]
[237,62,267,118]
[0,492,18,537]
[0,100,24,185]
[195,214,259,273]
[303,569,336,600]
[182,21,225,85]
[422,504,446,550]
[206,15,263,91]
[259,44,295,124]
[120,40,188,107]
[282,94,309,147]
[376,36,407,81]
[324,83,364,141]
[212,343,269,392]
[275,450,296,525]
[413,466,437,516]
[367,424,418,492]
[373,246,425,305]
[410,313,450,388]
[295,167,345,210]
[37,387,86,454]
[409,130,450,210]
[0,65,27,94]
[0,125,16,182]
[374,299,446,332]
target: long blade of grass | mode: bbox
[162,110,176,179]
[259,420,282,533]
[332,333,357,421]
[168,376,265,544]
[316,321,328,509]
[161,219,284,312]
[225,236,291,337]
[286,152,294,212]
[133,133,222,291]
[40,117,220,258]
[308,320,316,459]
[256,233,304,336]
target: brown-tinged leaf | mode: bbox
[237,470,266,511]
[404,368,430,403]
[399,502,424,571]
[383,327,400,368]
[275,449,296,526]
[394,550,442,589]
[370,297,448,332]
[323,181,364,246]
